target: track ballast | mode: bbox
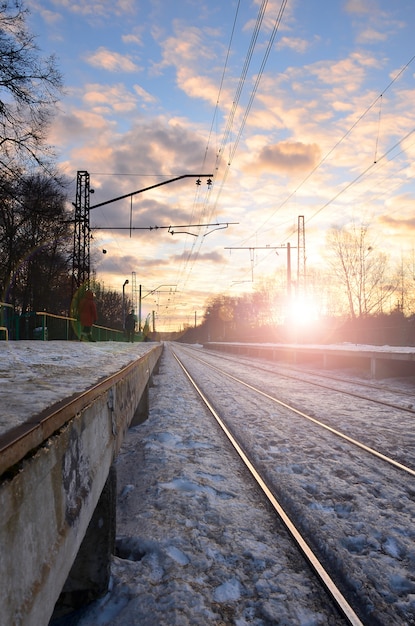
[170,342,415,626]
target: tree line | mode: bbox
[180,225,415,346]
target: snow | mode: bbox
[50,343,349,625]
[221,341,415,354]
[0,341,157,430]
[1,340,414,624]
[1,339,413,433]
[170,345,415,624]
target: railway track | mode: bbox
[170,342,415,626]
[181,343,415,472]
[198,344,415,413]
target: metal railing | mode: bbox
[0,302,13,340]
[34,312,125,342]
[0,305,127,341]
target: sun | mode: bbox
[287,294,319,326]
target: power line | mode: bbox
[171,0,260,294]
[241,53,415,245]
[200,0,241,174]
[227,0,288,168]
[306,125,415,224]
[173,1,242,297]
[92,221,238,236]
[176,0,289,297]
[213,0,269,176]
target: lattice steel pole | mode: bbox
[72,171,92,297]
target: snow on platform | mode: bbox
[206,341,415,379]
[0,341,158,434]
[2,340,415,437]
[206,340,415,355]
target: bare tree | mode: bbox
[393,253,415,315]
[325,223,395,318]
[1,174,71,312]
[0,0,62,174]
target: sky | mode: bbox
[25,0,415,330]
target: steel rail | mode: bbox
[200,344,415,414]
[179,345,415,478]
[170,346,364,626]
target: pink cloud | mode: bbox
[244,140,321,175]
[85,47,140,72]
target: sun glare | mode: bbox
[288,295,319,326]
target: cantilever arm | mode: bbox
[90,174,213,210]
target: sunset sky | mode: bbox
[27,0,415,330]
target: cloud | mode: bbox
[172,250,225,263]
[82,83,139,114]
[122,33,144,46]
[31,5,62,26]
[152,21,227,106]
[48,109,113,151]
[158,22,218,66]
[99,254,138,274]
[244,0,295,34]
[50,0,137,18]
[243,140,321,176]
[344,1,404,46]
[85,47,141,73]
[378,195,415,234]
[56,114,211,240]
[175,68,228,106]
[357,28,388,44]
[276,36,311,54]
[344,0,378,14]
[378,214,415,234]
[309,54,375,92]
[93,198,193,231]
[133,84,157,104]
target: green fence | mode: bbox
[0,305,127,341]
[0,302,13,340]
[32,312,125,342]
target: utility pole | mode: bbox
[287,242,292,297]
[225,245,296,297]
[131,271,137,313]
[72,171,92,296]
[297,215,306,294]
[122,279,129,329]
[139,284,142,332]
[72,172,213,300]
[226,216,306,299]
[139,284,177,333]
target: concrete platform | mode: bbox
[204,342,415,379]
[0,342,163,626]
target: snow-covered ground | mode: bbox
[0,341,157,431]
[1,340,414,624]
[54,344,348,626]
[170,344,415,625]
[213,342,415,354]
[184,344,415,469]
[1,340,413,432]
